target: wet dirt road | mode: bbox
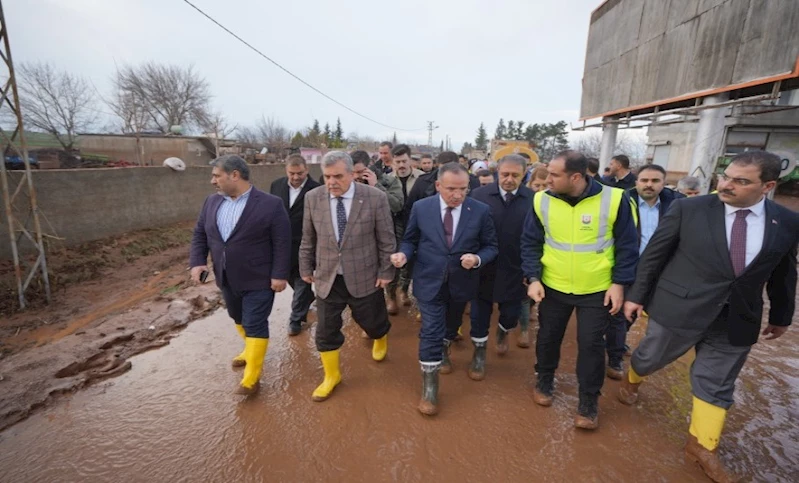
[0,290,797,482]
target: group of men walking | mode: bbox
[190,147,797,483]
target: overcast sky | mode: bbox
[8,0,602,148]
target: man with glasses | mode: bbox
[620,151,799,482]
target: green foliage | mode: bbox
[475,122,488,151]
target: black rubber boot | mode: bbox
[468,341,487,381]
[575,392,599,430]
[440,340,453,374]
[418,366,440,416]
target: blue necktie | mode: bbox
[336,197,347,247]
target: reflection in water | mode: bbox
[0,292,796,482]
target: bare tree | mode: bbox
[570,129,648,165]
[236,126,262,147]
[199,110,237,157]
[16,62,97,150]
[256,115,292,159]
[112,63,211,134]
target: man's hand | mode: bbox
[761,324,788,340]
[605,283,624,315]
[460,254,479,270]
[301,275,314,284]
[623,301,643,322]
[528,281,545,303]
[361,169,378,187]
[375,278,392,289]
[391,252,407,268]
[190,265,208,284]
[271,279,288,292]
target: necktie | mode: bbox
[729,209,750,276]
[504,192,513,204]
[336,197,347,247]
[443,207,454,248]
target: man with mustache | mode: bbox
[620,151,799,481]
[605,164,683,380]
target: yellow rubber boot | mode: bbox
[232,324,247,368]
[628,366,645,384]
[312,350,342,402]
[372,335,388,362]
[688,397,727,451]
[236,337,268,395]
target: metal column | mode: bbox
[599,116,619,173]
[689,93,729,194]
[0,0,51,309]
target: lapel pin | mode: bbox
[771,219,778,225]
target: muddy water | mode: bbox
[0,291,796,482]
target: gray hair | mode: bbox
[677,176,700,191]
[437,161,468,180]
[322,150,353,172]
[498,154,527,171]
[212,154,250,180]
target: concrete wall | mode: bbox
[582,0,799,119]
[79,135,214,167]
[0,164,322,259]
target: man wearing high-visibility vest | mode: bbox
[521,150,638,430]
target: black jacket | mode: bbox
[628,187,685,244]
[471,182,533,302]
[270,176,321,270]
[627,195,799,346]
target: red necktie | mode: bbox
[729,209,751,276]
[444,207,453,248]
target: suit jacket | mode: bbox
[189,187,291,291]
[270,176,321,270]
[627,194,799,346]
[299,182,396,299]
[403,167,482,222]
[471,182,533,302]
[400,195,499,303]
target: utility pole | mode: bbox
[426,121,438,147]
[0,0,51,309]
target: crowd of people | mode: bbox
[190,145,798,483]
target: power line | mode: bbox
[180,0,427,132]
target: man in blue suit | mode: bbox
[190,155,291,396]
[391,162,498,416]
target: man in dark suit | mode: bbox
[468,154,533,380]
[606,164,684,379]
[602,154,636,190]
[300,151,396,403]
[620,151,799,482]
[403,151,481,222]
[190,155,291,396]
[392,162,498,416]
[270,154,320,336]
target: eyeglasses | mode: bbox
[719,173,759,186]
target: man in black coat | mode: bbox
[404,151,481,223]
[467,154,533,380]
[270,154,321,335]
[619,151,798,482]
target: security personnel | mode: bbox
[521,150,637,430]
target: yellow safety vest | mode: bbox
[533,185,624,295]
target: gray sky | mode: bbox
[8,0,602,148]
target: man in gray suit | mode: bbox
[300,151,396,403]
[620,151,798,482]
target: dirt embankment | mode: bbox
[0,222,221,431]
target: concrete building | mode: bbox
[578,0,799,193]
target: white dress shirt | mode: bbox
[498,187,519,198]
[724,197,766,268]
[288,178,307,208]
[439,195,462,239]
[329,181,355,243]
[439,195,481,267]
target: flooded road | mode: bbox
[0,290,796,482]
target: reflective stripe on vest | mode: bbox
[538,186,615,253]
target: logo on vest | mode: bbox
[581,214,592,225]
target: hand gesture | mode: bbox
[528,281,545,303]
[391,252,407,268]
[623,301,643,322]
[190,265,208,284]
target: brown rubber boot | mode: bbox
[684,435,738,483]
[516,328,531,348]
[617,372,641,405]
[574,393,599,430]
[467,341,487,381]
[532,375,554,407]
